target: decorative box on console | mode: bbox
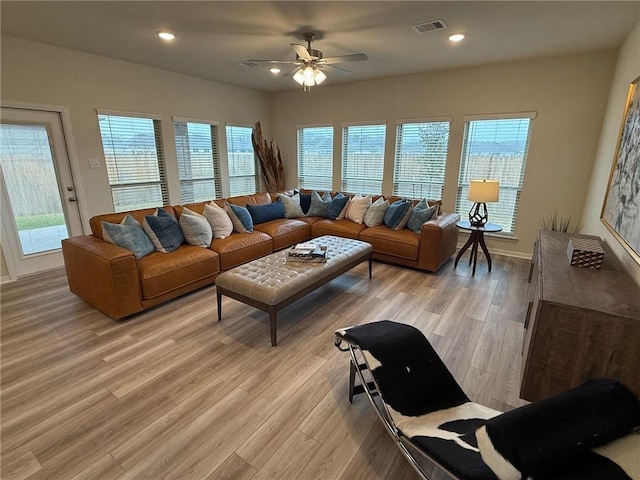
[566,236,604,269]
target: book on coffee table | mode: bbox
[287,244,328,263]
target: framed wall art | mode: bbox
[601,75,640,265]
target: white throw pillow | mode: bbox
[364,197,390,227]
[179,207,213,247]
[277,193,305,218]
[203,202,234,239]
[345,193,372,224]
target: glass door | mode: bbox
[0,107,83,278]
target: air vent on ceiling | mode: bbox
[236,61,258,68]
[412,19,448,34]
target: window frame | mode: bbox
[173,116,222,203]
[296,123,334,191]
[341,121,387,195]
[96,109,168,213]
[455,112,536,236]
[225,123,260,196]
[393,117,451,200]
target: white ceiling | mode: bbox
[2,1,639,92]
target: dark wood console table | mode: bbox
[521,230,640,402]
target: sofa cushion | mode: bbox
[179,208,212,247]
[327,193,349,220]
[203,202,234,239]
[101,214,155,260]
[345,193,372,224]
[359,225,420,261]
[246,201,285,224]
[306,191,332,218]
[253,219,310,251]
[384,199,413,230]
[225,203,253,233]
[210,232,273,270]
[406,199,438,234]
[311,218,366,240]
[143,209,184,253]
[278,193,305,218]
[364,197,390,227]
[137,245,220,300]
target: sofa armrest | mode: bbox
[62,236,143,319]
[417,213,461,272]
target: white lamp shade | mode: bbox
[314,69,326,84]
[467,180,500,202]
[293,69,304,85]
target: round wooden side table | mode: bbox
[454,220,503,275]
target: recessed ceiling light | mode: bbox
[269,67,281,74]
[449,33,467,42]
[157,31,175,41]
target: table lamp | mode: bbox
[467,179,499,227]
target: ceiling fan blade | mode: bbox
[282,66,301,77]
[291,43,312,61]
[323,64,351,73]
[321,53,368,64]
[246,59,301,64]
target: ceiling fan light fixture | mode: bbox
[293,69,305,85]
[314,69,326,84]
[302,66,315,83]
[269,67,281,74]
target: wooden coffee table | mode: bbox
[215,235,373,346]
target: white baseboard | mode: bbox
[1,275,14,284]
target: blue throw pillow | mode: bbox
[384,199,413,230]
[143,209,184,253]
[297,190,312,214]
[327,193,349,220]
[246,201,285,224]
[101,215,155,260]
[406,199,438,233]
[225,203,254,233]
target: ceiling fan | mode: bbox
[246,32,368,91]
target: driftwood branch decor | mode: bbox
[251,121,285,192]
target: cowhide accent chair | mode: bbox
[334,320,640,480]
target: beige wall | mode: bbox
[270,50,617,256]
[1,35,270,276]
[582,22,640,285]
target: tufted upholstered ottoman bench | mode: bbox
[215,235,373,346]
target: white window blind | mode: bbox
[97,113,168,212]
[394,121,450,199]
[174,120,222,203]
[456,116,534,234]
[297,126,333,191]
[341,124,386,194]
[226,125,259,196]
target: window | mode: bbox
[394,120,450,199]
[97,113,168,212]
[174,119,222,203]
[342,124,386,194]
[456,114,535,234]
[297,126,333,191]
[226,125,259,196]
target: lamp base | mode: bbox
[469,202,488,227]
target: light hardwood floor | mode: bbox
[1,254,530,480]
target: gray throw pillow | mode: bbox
[277,193,305,218]
[179,207,213,247]
[363,196,389,227]
[306,191,332,217]
[406,199,438,233]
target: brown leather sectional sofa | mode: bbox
[62,191,460,320]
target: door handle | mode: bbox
[68,196,77,202]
